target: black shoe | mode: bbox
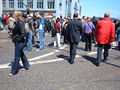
[103,58,108,62]
[89,49,91,51]
[69,61,74,64]
[96,61,100,67]
[68,59,74,64]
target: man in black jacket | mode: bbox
[67,13,83,64]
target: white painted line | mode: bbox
[29,52,55,61]
[87,52,97,55]
[0,55,81,69]
[0,45,68,69]
[29,45,67,62]
[0,64,10,69]
[55,50,60,52]
[0,43,96,70]
[28,55,81,65]
[30,58,64,65]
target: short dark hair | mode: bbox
[56,18,60,23]
[104,12,110,18]
[73,13,78,18]
[9,13,13,17]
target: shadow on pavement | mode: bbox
[47,42,54,47]
[57,54,70,63]
[77,47,85,51]
[82,55,97,66]
[104,62,120,68]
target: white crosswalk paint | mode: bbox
[0,51,97,69]
[0,43,98,70]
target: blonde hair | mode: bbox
[14,11,23,21]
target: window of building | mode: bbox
[47,0,55,9]
[79,6,81,15]
[3,0,6,9]
[27,0,33,8]
[18,0,24,8]
[74,2,78,13]
[37,0,43,9]
[9,0,14,8]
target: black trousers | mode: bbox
[32,35,35,45]
[85,33,92,51]
[70,42,78,63]
[118,41,120,51]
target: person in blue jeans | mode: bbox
[25,30,32,51]
[116,22,120,51]
[36,14,45,50]
[24,15,34,51]
[9,11,30,76]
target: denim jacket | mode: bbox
[36,17,45,32]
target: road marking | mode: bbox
[0,45,68,69]
[0,55,82,69]
[87,52,97,55]
[30,55,81,65]
[0,51,97,70]
[29,52,55,61]
[29,45,67,62]
[0,64,10,69]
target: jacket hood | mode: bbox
[102,17,113,22]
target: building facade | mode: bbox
[1,0,81,18]
[0,0,2,16]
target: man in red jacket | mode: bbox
[94,12,115,66]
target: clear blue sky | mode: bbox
[81,0,120,19]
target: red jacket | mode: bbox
[54,22,60,33]
[5,16,9,24]
[94,17,115,44]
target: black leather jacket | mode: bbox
[12,20,25,43]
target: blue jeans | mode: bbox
[39,30,45,50]
[11,42,30,75]
[25,30,32,51]
[97,43,110,62]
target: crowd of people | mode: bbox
[0,11,120,75]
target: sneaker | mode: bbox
[21,68,29,71]
[8,73,15,76]
[36,49,40,52]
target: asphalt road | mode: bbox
[0,31,120,90]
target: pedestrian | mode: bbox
[91,16,98,27]
[36,13,45,50]
[5,14,9,30]
[24,14,34,51]
[0,14,3,30]
[54,18,61,47]
[8,13,15,36]
[83,17,95,51]
[9,11,30,76]
[94,12,115,66]
[63,18,69,44]
[45,18,52,33]
[116,22,120,51]
[67,13,83,64]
